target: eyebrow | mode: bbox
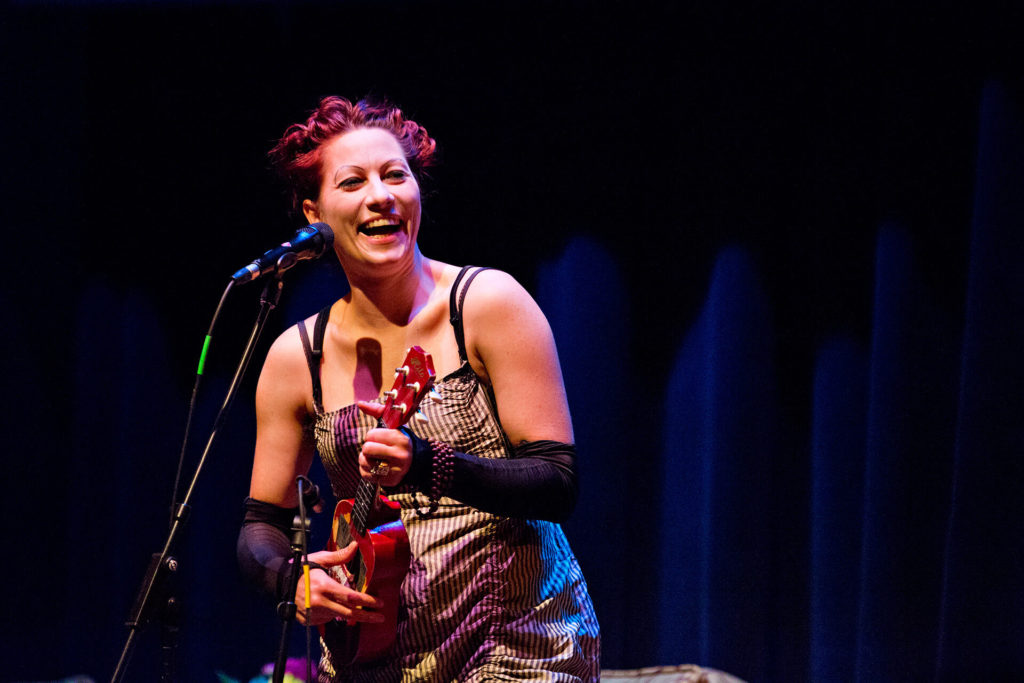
[331,158,409,183]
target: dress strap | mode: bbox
[449,266,491,363]
[296,305,332,414]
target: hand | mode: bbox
[295,542,385,626]
[356,400,413,487]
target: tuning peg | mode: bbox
[395,402,408,415]
[382,389,398,401]
[414,410,429,424]
[428,389,442,403]
[406,381,422,393]
[395,365,410,377]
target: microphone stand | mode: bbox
[111,271,286,683]
[273,487,313,683]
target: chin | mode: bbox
[361,245,416,271]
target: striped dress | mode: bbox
[302,269,601,682]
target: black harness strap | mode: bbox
[296,306,331,414]
[449,266,491,363]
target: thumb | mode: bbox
[322,541,358,566]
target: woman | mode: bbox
[237,96,600,682]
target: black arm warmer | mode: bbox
[236,497,296,602]
[405,434,579,523]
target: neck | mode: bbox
[344,247,437,327]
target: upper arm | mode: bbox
[249,324,316,506]
[463,270,574,445]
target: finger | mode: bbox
[335,541,359,563]
[315,545,359,587]
[299,575,385,625]
[358,450,404,481]
[357,452,382,479]
[357,456,404,487]
[337,607,386,624]
[326,585,384,610]
[360,449,404,482]
[357,400,385,419]
[318,587,386,622]
[361,440,412,470]
[359,441,398,464]
[364,427,410,447]
[306,544,358,568]
[302,602,383,626]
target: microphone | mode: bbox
[231,222,335,284]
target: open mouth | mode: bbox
[358,217,402,236]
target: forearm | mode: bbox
[405,434,579,522]
[236,498,296,601]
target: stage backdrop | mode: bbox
[1,2,1021,682]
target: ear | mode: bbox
[302,199,320,225]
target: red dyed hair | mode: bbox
[269,96,438,214]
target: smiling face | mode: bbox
[302,127,422,278]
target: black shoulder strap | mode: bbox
[296,306,331,413]
[449,266,491,363]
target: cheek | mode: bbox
[407,206,422,232]
[405,188,423,215]
[324,197,360,221]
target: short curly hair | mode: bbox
[269,96,438,215]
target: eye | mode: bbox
[384,169,409,183]
[338,177,364,189]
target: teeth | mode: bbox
[365,218,400,229]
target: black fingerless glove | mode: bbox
[403,433,579,523]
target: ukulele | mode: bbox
[320,345,436,664]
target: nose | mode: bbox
[366,176,395,208]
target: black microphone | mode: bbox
[231,222,335,284]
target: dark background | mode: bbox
[2,2,1022,681]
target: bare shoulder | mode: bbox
[460,268,543,320]
[256,316,316,412]
[263,319,309,374]
[460,268,554,353]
